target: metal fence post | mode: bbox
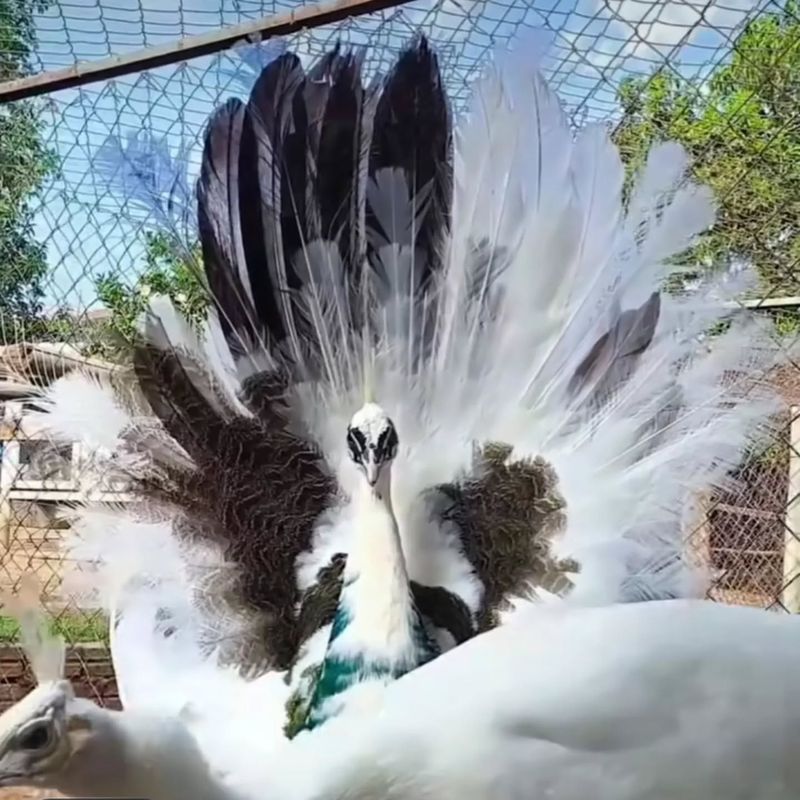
[782,407,800,612]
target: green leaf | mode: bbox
[613,4,800,295]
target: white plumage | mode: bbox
[0,30,794,800]
[5,601,800,800]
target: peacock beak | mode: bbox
[0,770,28,788]
[0,744,32,788]
[364,456,380,486]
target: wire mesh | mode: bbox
[0,0,799,710]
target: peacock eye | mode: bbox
[375,423,399,462]
[17,722,52,751]
[347,427,367,463]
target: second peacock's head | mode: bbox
[0,679,81,788]
[347,402,399,488]
[0,577,108,793]
[0,677,127,796]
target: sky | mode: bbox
[24,0,775,313]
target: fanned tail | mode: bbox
[29,35,794,717]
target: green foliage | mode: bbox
[0,0,46,79]
[614,2,800,294]
[0,0,58,336]
[0,612,109,644]
[772,309,800,338]
[91,231,207,359]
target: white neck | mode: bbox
[336,466,418,661]
[52,704,237,800]
[349,466,406,578]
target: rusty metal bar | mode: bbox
[0,0,412,102]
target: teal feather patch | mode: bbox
[329,599,353,643]
[296,599,440,734]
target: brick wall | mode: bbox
[0,644,120,712]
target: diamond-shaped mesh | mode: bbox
[0,0,800,709]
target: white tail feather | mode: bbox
[0,576,65,685]
[28,369,129,451]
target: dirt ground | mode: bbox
[0,790,63,800]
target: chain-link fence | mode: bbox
[0,0,799,709]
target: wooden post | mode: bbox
[782,406,800,612]
[687,490,713,595]
[0,445,8,551]
[0,402,20,551]
[693,491,712,566]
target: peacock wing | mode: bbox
[428,290,663,629]
[131,317,338,672]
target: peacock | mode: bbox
[23,28,787,751]
[41,36,571,735]
[5,594,800,800]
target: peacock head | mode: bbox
[347,402,399,488]
[0,678,99,789]
[0,577,109,793]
